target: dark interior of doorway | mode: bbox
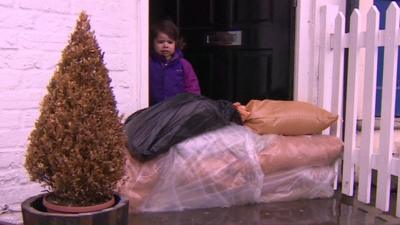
[150,0,296,104]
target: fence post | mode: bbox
[319,5,339,116]
[358,6,379,204]
[330,13,345,140]
[376,2,399,212]
[330,12,345,190]
[342,9,361,197]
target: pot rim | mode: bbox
[42,194,115,213]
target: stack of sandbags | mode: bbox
[237,99,343,203]
[118,125,263,212]
[118,122,343,212]
[235,99,342,174]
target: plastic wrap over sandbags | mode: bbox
[260,166,335,203]
[118,124,340,212]
[124,93,242,161]
[119,125,264,212]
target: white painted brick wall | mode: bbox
[0,1,143,223]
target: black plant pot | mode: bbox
[21,193,129,225]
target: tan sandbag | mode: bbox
[257,134,343,174]
[233,102,251,121]
[244,99,338,135]
[116,150,165,212]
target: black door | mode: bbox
[150,0,295,104]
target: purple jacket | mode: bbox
[149,50,201,105]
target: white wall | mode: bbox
[0,0,147,222]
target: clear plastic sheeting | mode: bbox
[119,125,264,212]
[118,124,341,212]
[260,166,335,203]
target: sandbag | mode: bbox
[124,93,242,161]
[244,99,338,135]
[257,134,343,174]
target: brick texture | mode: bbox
[0,1,140,220]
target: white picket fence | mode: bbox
[320,2,400,217]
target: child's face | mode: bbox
[153,32,176,61]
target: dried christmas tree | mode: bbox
[25,11,126,206]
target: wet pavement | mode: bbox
[130,192,400,225]
[2,190,400,225]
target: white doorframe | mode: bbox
[138,0,149,109]
[294,0,346,104]
[294,0,315,102]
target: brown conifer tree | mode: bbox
[25,11,126,206]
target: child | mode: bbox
[149,20,201,105]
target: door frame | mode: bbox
[138,0,149,108]
[294,0,346,104]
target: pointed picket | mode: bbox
[358,6,379,204]
[319,5,338,116]
[331,12,345,140]
[376,2,399,212]
[331,12,345,190]
[342,9,361,196]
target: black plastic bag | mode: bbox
[125,93,242,161]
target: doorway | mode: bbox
[150,0,296,104]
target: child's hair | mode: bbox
[150,20,186,50]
